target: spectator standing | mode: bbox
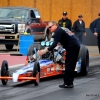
[72,14,86,44]
[58,11,72,30]
[90,13,100,53]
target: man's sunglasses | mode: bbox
[48,25,54,29]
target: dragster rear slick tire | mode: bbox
[78,45,89,76]
[1,60,9,85]
[33,61,40,86]
[5,45,13,50]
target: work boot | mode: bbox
[59,83,74,88]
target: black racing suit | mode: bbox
[90,18,100,53]
[58,18,72,30]
[48,26,80,85]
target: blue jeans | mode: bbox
[75,32,84,44]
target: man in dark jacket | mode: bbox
[72,14,86,44]
[90,13,100,53]
[38,21,80,88]
[58,11,72,30]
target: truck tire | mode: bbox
[5,44,13,50]
[27,28,32,34]
[1,60,9,85]
[78,45,89,76]
[33,61,40,86]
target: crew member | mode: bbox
[38,21,80,88]
[72,14,86,44]
[90,13,100,53]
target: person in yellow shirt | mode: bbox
[58,11,72,30]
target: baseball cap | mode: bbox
[78,14,83,18]
[62,11,67,15]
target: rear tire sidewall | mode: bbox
[78,45,89,76]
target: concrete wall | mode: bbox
[83,28,97,46]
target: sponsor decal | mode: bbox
[51,67,54,71]
[56,64,62,72]
[47,68,51,72]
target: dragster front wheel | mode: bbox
[33,61,40,86]
[1,60,9,85]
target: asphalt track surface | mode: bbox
[0,45,100,100]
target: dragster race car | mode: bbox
[0,28,89,86]
[0,41,89,86]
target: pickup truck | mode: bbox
[0,7,49,50]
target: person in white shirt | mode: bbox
[72,14,86,44]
